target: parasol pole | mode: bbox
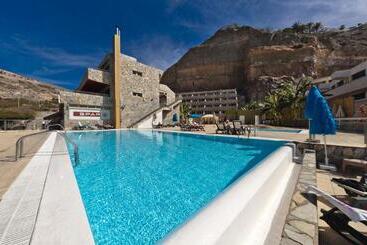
[323,134,329,166]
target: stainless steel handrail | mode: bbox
[56,131,79,167]
[15,130,49,160]
[15,124,80,167]
[47,123,79,166]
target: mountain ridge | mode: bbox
[161,23,367,101]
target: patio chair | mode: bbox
[215,122,226,134]
[191,122,204,131]
[307,185,367,244]
[332,176,367,198]
[232,120,244,135]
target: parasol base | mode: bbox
[319,164,337,172]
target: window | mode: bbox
[132,70,143,77]
[132,92,143,97]
[352,70,366,80]
[353,92,366,100]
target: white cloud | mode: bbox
[270,0,367,27]
[31,66,74,76]
[172,0,367,34]
[6,37,103,68]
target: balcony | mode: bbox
[77,68,111,95]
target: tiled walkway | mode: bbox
[0,131,48,200]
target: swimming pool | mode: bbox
[66,130,286,244]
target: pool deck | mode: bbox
[164,124,365,147]
[0,130,47,200]
[0,128,366,244]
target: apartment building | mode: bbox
[326,60,367,117]
[179,89,238,116]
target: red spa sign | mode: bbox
[73,111,101,117]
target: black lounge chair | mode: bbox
[321,207,367,244]
[216,123,227,134]
[332,176,367,198]
[308,185,367,244]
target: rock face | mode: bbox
[0,69,63,101]
[161,24,367,101]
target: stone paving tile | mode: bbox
[281,150,318,245]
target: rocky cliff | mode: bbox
[0,69,63,101]
[161,23,367,101]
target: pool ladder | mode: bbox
[15,124,80,167]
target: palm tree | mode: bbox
[306,22,313,33]
[180,104,190,123]
[313,22,323,33]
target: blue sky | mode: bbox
[0,0,366,89]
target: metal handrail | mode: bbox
[15,130,49,160]
[57,132,79,167]
[15,124,80,167]
[47,123,79,166]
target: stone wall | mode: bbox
[296,142,367,169]
[159,84,176,105]
[83,68,111,85]
[60,91,112,129]
[119,55,163,127]
[61,54,179,128]
[60,91,112,107]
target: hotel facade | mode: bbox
[324,61,367,117]
[58,30,180,129]
[179,89,238,116]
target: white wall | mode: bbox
[136,111,163,129]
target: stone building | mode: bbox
[179,89,238,117]
[59,30,180,129]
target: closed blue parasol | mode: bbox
[304,86,336,169]
[304,86,323,119]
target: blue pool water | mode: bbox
[66,130,285,244]
[257,128,302,133]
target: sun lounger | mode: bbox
[332,177,367,198]
[307,185,367,244]
[232,120,244,135]
[342,158,367,173]
[215,123,227,134]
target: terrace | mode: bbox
[0,123,365,244]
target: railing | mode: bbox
[48,124,79,167]
[15,124,80,166]
[127,99,182,128]
[15,130,49,160]
[57,131,79,167]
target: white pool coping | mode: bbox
[31,133,94,244]
[1,129,298,245]
[163,144,296,245]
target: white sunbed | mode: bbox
[306,185,367,222]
